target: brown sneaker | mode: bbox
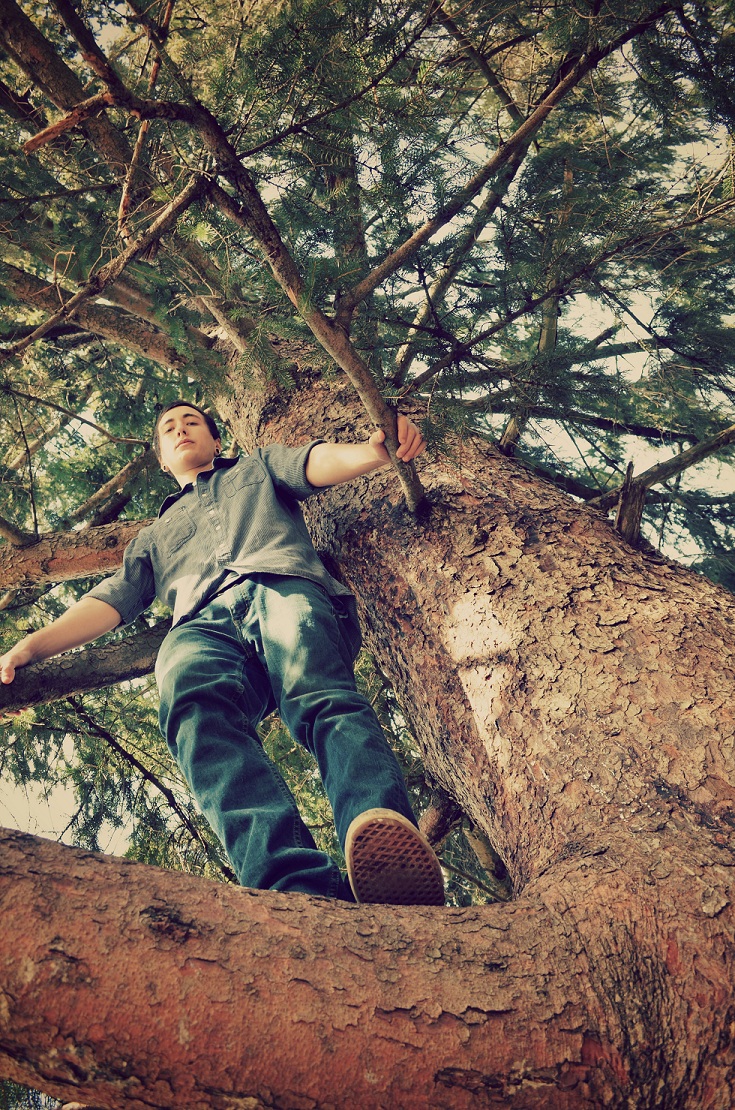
[345,808,445,905]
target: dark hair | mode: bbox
[153,400,220,459]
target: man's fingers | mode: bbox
[395,416,426,461]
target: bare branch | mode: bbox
[591,423,735,515]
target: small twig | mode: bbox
[439,858,511,902]
[0,385,147,445]
[67,697,236,883]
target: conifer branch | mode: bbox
[0,0,132,174]
[431,1,525,125]
[239,15,435,158]
[0,385,147,446]
[50,0,130,96]
[591,423,735,514]
[209,183,427,511]
[398,190,735,401]
[64,449,156,528]
[393,144,529,383]
[0,174,208,361]
[472,404,697,446]
[337,3,677,321]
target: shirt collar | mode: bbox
[158,454,239,517]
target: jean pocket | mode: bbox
[332,594,363,662]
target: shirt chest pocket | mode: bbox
[223,459,265,495]
[155,505,195,555]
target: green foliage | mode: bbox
[0,1079,57,1109]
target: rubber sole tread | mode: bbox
[345,808,445,906]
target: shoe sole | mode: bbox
[346,808,445,906]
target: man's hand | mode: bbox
[368,414,426,464]
[306,415,427,488]
[1,598,120,688]
[0,640,36,717]
[0,640,33,686]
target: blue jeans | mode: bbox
[155,574,418,899]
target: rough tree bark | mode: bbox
[0,521,148,590]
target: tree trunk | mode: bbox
[227,378,735,1106]
[1,381,734,1106]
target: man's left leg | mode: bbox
[244,574,444,905]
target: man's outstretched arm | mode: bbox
[305,414,426,488]
[0,597,122,685]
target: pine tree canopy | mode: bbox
[1,0,734,914]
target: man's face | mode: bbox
[157,406,221,484]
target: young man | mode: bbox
[0,402,444,905]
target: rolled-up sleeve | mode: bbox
[258,441,324,500]
[82,529,156,626]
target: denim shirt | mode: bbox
[84,442,358,638]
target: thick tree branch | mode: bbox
[0,262,209,369]
[0,520,147,590]
[0,74,47,128]
[0,623,168,714]
[209,183,427,511]
[418,786,464,847]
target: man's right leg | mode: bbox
[155,595,351,898]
